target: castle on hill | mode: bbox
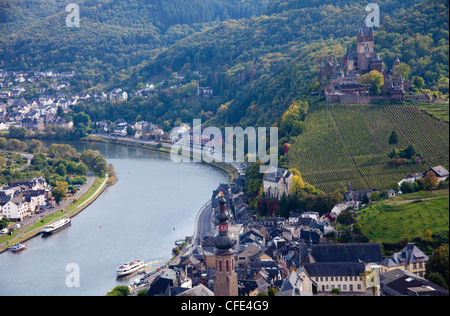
[319,18,414,104]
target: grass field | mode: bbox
[356,189,449,244]
[288,103,449,192]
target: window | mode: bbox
[358,284,361,290]
[343,285,347,290]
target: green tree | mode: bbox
[395,62,411,80]
[388,131,398,145]
[359,70,384,95]
[331,288,340,295]
[56,164,67,177]
[426,244,449,289]
[412,76,425,90]
[52,181,68,203]
[106,285,130,296]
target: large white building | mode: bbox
[0,197,29,221]
[263,167,293,200]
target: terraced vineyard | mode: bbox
[288,103,450,192]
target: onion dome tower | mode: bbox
[213,197,238,296]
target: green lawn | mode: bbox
[356,190,449,244]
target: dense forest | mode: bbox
[68,0,449,130]
[0,0,270,89]
[1,0,449,130]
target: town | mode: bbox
[138,162,449,297]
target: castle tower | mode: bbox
[357,17,374,72]
[213,197,238,296]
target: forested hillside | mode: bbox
[77,0,448,128]
[0,0,270,89]
[1,0,448,130]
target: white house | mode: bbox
[301,212,320,221]
[110,88,128,101]
[0,197,29,221]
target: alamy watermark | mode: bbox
[365,3,380,28]
[65,263,80,288]
[170,119,278,174]
[66,3,80,28]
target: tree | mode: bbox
[336,211,355,226]
[395,62,411,80]
[56,164,67,177]
[126,125,135,137]
[412,76,425,90]
[388,131,398,145]
[427,273,448,290]
[106,285,130,296]
[358,70,384,95]
[331,288,340,295]
[423,171,438,191]
[28,139,42,153]
[290,174,305,195]
[402,145,416,159]
[52,181,68,203]
[426,244,449,289]
[362,193,370,205]
[73,112,91,127]
[400,181,415,194]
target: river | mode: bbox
[0,141,229,296]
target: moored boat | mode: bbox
[41,218,71,235]
[116,260,145,277]
[10,243,26,253]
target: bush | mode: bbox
[106,285,130,296]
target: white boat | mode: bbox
[41,218,71,235]
[116,260,145,277]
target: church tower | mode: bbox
[213,197,238,296]
[357,18,375,72]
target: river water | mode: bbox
[0,141,228,296]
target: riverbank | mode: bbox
[0,175,109,254]
[83,134,238,183]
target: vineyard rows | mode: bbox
[288,104,450,192]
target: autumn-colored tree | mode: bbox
[423,171,439,191]
[290,174,305,195]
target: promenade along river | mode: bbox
[0,141,228,296]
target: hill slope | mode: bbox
[357,189,449,244]
[287,103,449,192]
[0,0,270,89]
